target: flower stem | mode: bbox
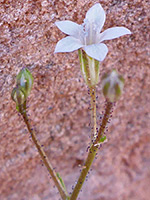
[89,86,97,142]
[20,107,69,200]
[70,101,114,200]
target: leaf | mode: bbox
[99,135,107,143]
[94,135,107,147]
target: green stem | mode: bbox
[89,86,97,141]
[20,107,69,200]
[70,101,113,200]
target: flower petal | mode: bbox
[55,20,83,39]
[85,3,106,32]
[54,36,83,53]
[84,43,108,61]
[99,27,131,42]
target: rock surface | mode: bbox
[0,0,150,200]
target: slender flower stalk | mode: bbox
[78,49,98,141]
[70,101,114,200]
[89,86,97,141]
[20,107,69,200]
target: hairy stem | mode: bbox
[70,101,113,200]
[89,86,97,142]
[20,108,69,200]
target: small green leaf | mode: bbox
[94,135,107,147]
[99,135,107,143]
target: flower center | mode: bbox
[81,19,99,46]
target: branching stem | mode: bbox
[70,101,113,200]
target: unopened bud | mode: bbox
[102,70,124,102]
[16,68,33,97]
[11,86,26,105]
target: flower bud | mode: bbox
[102,69,124,102]
[11,86,26,105]
[16,68,33,98]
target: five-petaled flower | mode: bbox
[54,3,131,62]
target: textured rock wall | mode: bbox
[0,0,150,200]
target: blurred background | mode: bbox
[0,0,150,199]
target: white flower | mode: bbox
[54,3,131,62]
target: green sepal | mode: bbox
[102,69,124,102]
[56,173,67,192]
[115,83,121,97]
[11,86,26,105]
[103,82,110,96]
[78,49,100,87]
[78,49,89,86]
[11,86,27,113]
[94,58,100,85]
[16,68,33,98]
[118,75,125,83]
